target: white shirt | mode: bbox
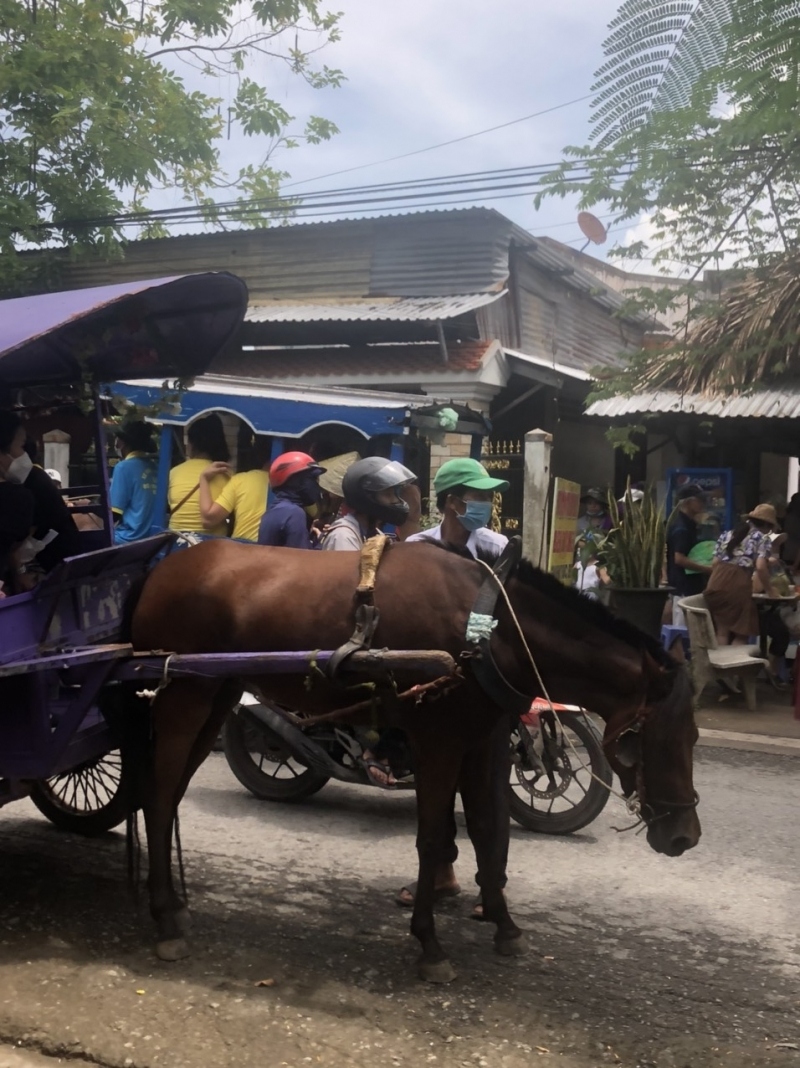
[405,522,508,561]
[321,512,365,551]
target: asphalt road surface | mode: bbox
[0,747,798,1068]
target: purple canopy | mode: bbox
[0,273,248,388]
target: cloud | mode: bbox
[152,0,622,247]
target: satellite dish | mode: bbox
[577,211,607,251]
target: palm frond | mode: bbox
[591,0,730,147]
[632,254,800,393]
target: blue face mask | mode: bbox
[456,499,493,532]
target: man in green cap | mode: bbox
[398,456,510,910]
[405,456,510,557]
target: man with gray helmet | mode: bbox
[320,456,416,551]
[321,456,417,788]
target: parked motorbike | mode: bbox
[223,694,612,836]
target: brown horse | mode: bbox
[128,539,700,982]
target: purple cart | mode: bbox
[0,274,249,832]
[0,274,457,835]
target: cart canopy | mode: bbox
[0,274,248,389]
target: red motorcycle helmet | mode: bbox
[269,451,325,489]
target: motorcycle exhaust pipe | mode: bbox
[240,702,363,785]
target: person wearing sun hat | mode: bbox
[705,503,783,675]
[404,456,510,559]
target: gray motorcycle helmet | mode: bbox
[341,457,417,525]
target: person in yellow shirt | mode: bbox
[168,414,230,536]
[198,440,270,542]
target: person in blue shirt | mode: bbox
[257,451,326,549]
[110,421,158,544]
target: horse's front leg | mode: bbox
[143,680,219,961]
[460,714,524,957]
[408,735,462,983]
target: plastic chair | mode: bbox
[679,594,768,712]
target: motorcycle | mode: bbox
[223,694,612,835]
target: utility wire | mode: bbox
[282,94,596,189]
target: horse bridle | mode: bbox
[604,704,700,828]
[467,540,700,827]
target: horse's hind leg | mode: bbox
[143,679,223,961]
[408,734,462,983]
[459,716,524,957]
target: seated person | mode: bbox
[110,421,158,543]
[198,440,271,543]
[0,481,35,595]
[0,412,79,574]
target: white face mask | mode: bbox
[6,451,33,484]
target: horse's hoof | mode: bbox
[156,938,191,962]
[174,908,192,935]
[417,958,457,984]
[494,935,525,958]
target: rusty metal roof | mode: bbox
[245,292,504,324]
[216,340,499,381]
[586,389,800,420]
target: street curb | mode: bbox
[698,727,800,757]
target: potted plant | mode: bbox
[595,484,671,640]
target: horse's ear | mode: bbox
[644,650,674,700]
[615,727,640,768]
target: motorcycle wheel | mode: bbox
[508,712,612,835]
[223,706,330,802]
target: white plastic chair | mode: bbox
[679,594,768,712]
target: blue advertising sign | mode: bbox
[667,468,734,542]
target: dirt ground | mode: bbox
[1,748,799,1068]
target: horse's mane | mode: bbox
[512,557,672,668]
[407,539,672,669]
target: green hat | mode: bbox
[433,457,509,495]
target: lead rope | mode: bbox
[474,561,644,827]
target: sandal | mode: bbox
[395,880,462,908]
[360,757,397,790]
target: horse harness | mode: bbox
[465,536,535,717]
[325,532,391,679]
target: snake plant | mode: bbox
[600,484,667,589]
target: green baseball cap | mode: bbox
[433,457,510,495]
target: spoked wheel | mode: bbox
[508,711,612,835]
[223,705,329,802]
[30,749,134,836]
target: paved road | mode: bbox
[0,748,799,1068]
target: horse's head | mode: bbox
[603,654,700,857]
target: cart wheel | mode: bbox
[508,712,612,835]
[223,706,329,802]
[30,749,133,836]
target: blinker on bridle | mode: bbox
[605,713,700,833]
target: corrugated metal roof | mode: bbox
[586,389,800,420]
[504,348,593,382]
[522,239,650,323]
[32,209,515,302]
[117,374,425,409]
[216,340,498,381]
[245,292,504,324]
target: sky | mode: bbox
[163,0,633,260]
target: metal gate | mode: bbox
[481,439,523,537]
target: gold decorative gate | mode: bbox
[481,439,523,536]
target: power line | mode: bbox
[282,94,596,190]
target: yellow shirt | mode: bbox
[215,469,270,542]
[169,458,229,536]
